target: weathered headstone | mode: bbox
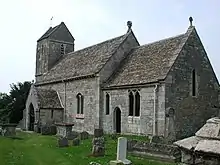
[72,137,80,146]
[92,137,105,156]
[92,129,105,156]
[67,131,78,140]
[41,125,57,135]
[55,123,74,138]
[41,125,50,135]
[1,124,17,137]
[80,131,89,140]
[110,137,131,165]
[94,129,103,138]
[58,137,69,147]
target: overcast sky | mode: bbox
[0,0,219,93]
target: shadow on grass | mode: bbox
[8,136,24,140]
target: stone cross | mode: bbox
[116,137,131,164]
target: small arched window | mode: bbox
[60,44,64,55]
[106,93,110,115]
[192,69,196,96]
[76,93,84,114]
[135,91,140,116]
[129,92,134,116]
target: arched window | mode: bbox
[192,69,196,96]
[76,93,84,114]
[135,91,140,116]
[129,92,134,116]
[106,93,110,115]
[60,44,64,55]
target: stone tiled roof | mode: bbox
[36,88,63,109]
[41,32,130,83]
[104,32,190,87]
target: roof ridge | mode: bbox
[139,33,186,49]
[67,33,128,56]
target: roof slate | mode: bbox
[104,32,190,87]
[41,32,130,83]
[36,88,63,109]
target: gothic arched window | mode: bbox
[76,93,84,114]
[135,91,140,116]
[129,92,134,116]
[106,93,110,115]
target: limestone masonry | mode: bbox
[24,19,219,141]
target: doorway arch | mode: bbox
[29,103,35,131]
[113,107,121,133]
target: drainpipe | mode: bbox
[153,84,158,136]
[62,80,66,122]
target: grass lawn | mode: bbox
[0,132,175,165]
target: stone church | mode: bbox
[24,18,219,140]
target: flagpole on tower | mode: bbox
[50,16,53,27]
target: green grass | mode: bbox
[0,132,175,165]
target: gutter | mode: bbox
[153,84,159,136]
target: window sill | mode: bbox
[75,114,84,119]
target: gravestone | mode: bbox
[58,137,69,147]
[94,129,103,138]
[92,129,105,156]
[67,131,78,140]
[92,137,105,156]
[55,123,74,138]
[110,137,132,165]
[80,131,89,140]
[41,124,56,135]
[1,124,17,137]
[72,137,80,146]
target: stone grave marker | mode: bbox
[110,137,131,165]
[92,129,105,156]
[58,137,69,147]
[80,131,89,140]
[67,131,78,140]
[94,129,103,138]
[72,137,80,146]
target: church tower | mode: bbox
[35,22,75,82]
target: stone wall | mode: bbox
[165,28,219,140]
[25,86,40,130]
[48,40,74,70]
[35,22,74,83]
[40,109,63,125]
[38,76,100,134]
[102,84,165,136]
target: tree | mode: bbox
[1,81,33,124]
[0,93,12,123]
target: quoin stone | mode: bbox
[117,137,131,164]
